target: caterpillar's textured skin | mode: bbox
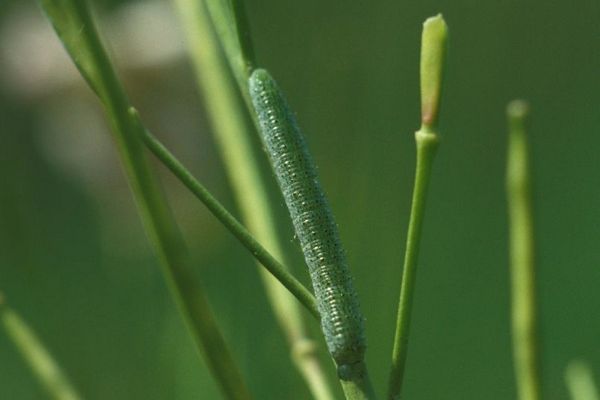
[249,69,366,372]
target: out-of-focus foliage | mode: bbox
[0,0,598,399]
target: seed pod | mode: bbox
[249,68,366,372]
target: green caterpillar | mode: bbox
[249,68,366,376]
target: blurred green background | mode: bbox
[1,0,599,398]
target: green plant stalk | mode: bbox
[203,0,254,107]
[173,1,335,399]
[0,298,82,400]
[228,0,256,73]
[37,2,251,399]
[506,100,541,400]
[134,116,318,318]
[338,367,376,400]
[566,361,599,400]
[388,14,447,400]
[338,363,378,400]
[388,130,438,400]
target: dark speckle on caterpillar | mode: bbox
[249,68,366,373]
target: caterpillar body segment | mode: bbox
[249,68,366,372]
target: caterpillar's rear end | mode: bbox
[249,68,366,376]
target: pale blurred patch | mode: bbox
[0,5,80,98]
[106,1,185,70]
[0,1,185,98]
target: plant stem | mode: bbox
[339,362,378,400]
[0,296,82,400]
[388,129,438,400]
[228,0,256,73]
[388,15,447,400]
[135,116,319,318]
[173,1,335,399]
[565,361,599,400]
[202,0,261,140]
[203,0,254,107]
[38,2,251,399]
[506,100,541,400]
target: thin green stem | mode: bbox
[203,0,257,116]
[339,362,378,400]
[388,15,447,400]
[173,1,336,399]
[228,0,256,73]
[506,100,541,400]
[134,115,319,318]
[566,361,599,400]
[388,130,438,400]
[0,296,82,400]
[203,0,252,105]
[37,2,251,399]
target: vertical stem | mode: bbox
[0,296,82,400]
[228,0,256,73]
[203,0,254,107]
[339,361,378,400]
[565,361,599,400]
[173,1,335,399]
[388,14,447,400]
[506,100,541,400]
[388,131,438,400]
[38,2,251,399]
